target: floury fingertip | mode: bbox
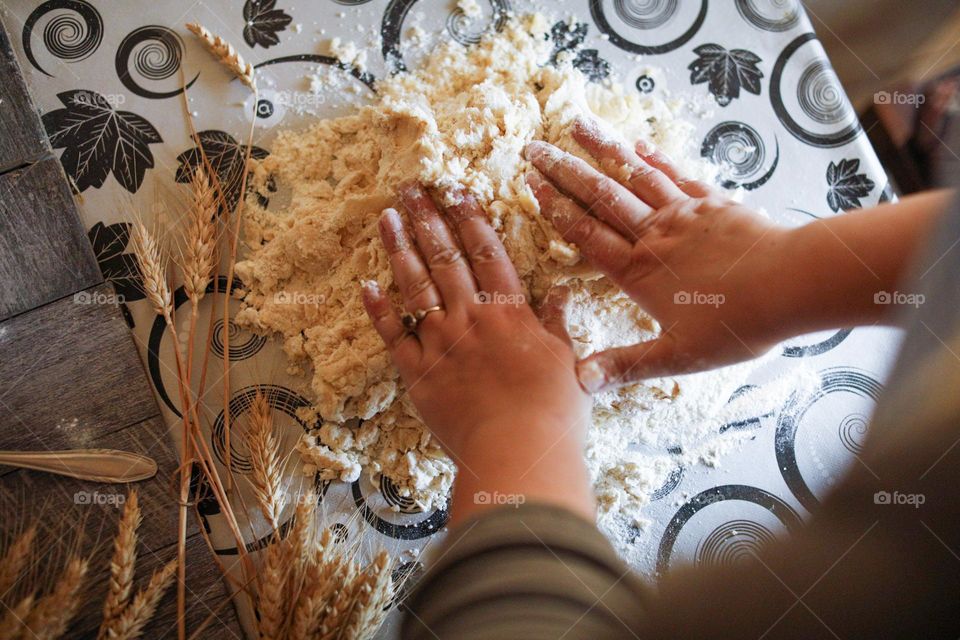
[576,359,607,394]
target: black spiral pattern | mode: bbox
[657,485,803,575]
[771,33,861,148]
[446,1,508,46]
[380,475,422,514]
[210,318,267,361]
[695,520,777,568]
[775,367,883,511]
[782,329,852,357]
[116,26,197,99]
[590,0,707,56]
[22,0,103,77]
[210,385,313,472]
[614,0,678,30]
[701,122,778,191]
[797,60,848,125]
[735,0,801,32]
[837,413,869,455]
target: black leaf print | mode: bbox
[175,130,270,214]
[243,0,293,48]
[42,90,163,193]
[87,221,145,302]
[826,158,875,212]
[688,44,763,106]
[548,21,611,83]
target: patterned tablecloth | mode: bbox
[1,0,901,636]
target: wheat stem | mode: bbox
[98,491,141,638]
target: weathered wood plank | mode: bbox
[0,282,156,439]
[0,19,48,173]
[0,157,103,319]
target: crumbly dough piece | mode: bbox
[236,16,718,513]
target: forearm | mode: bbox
[773,189,953,336]
[449,419,596,526]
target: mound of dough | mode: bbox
[235,15,718,513]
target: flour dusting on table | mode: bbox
[235,14,778,531]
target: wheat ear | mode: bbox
[289,530,340,640]
[105,558,178,640]
[25,556,88,640]
[0,525,36,600]
[98,490,141,638]
[182,166,218,304]
[131,221,173,324]
[246,392,285,531]
[317,562,359,640]
[343,551,393,640]
[185,23,256,90]
[257,541,288,640]
[0,593,34,640]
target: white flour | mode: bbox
[235,14,805,541]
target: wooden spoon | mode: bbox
[0,449,158,483]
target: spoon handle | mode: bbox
[0,449,158,483]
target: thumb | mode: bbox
[536,285,572,346]
[576,338,679,393]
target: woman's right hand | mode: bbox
[525,117,797,393]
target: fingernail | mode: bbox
[523,140,549,162]
[361,279,380,294]
[635,139,656,156]
[524,170,544,189]
[576,359,608,394]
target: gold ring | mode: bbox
[401,305,443,331]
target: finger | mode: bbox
[397,182,477,304]
[572,117,686,209]
[525,140,650,239]
[360,280,421,366]
[638,146,717,198]
[576,338,678,393]
[441,188,523,296]
[379,208,444,316]
[536,285,572,346]
[526,171,633,282]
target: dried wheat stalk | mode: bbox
[0,593,35,639]
[131,221,173,324]
[257,541,289,640]
[246,392,285,531]
[343,551,393,640]
[182,166,219,304]
[0,525,36,599]
[317,562,359,640]
[185,23,256,90]
[104,558,178,640]
[99,490,142,637]
[25,555,88,640]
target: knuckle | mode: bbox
[570,215,599,243]
[428,248,463,270]
[405,276,435,298]
[469,242,505,264]
[629,163,658,184]
[388,331,415,351]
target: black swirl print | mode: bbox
[22,0,103,76]
[701,121,778,190]
[590,0,707,55]
[115,26,198,99]
[735,0,801,32]
[770,33,861,148]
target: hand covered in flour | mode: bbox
[361,183,595,524]
[525,116,793,393]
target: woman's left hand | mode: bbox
[361,183,595,523]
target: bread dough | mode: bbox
[236,15,724,514]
